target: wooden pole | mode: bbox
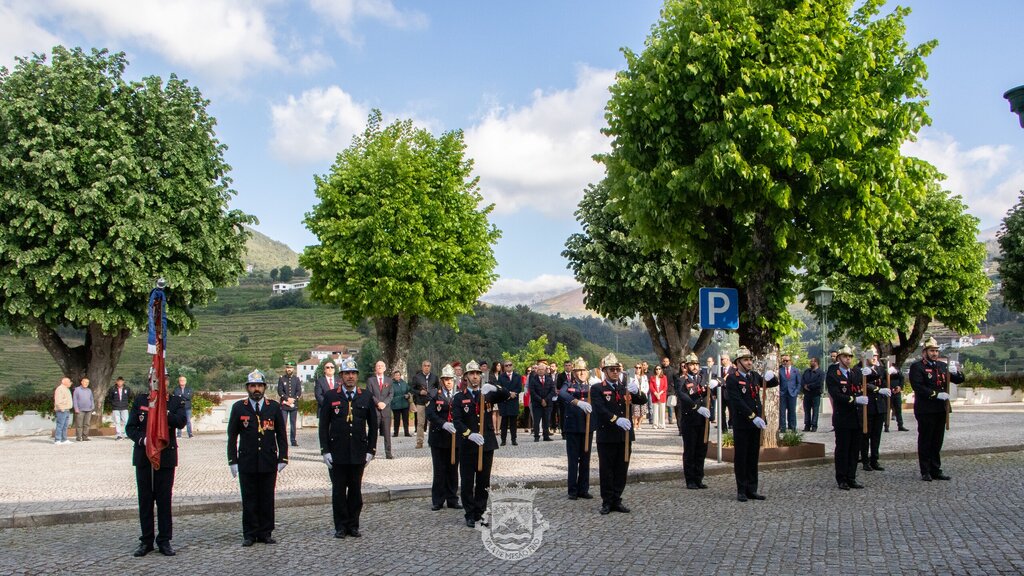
[861,359,869,435]
[449,398,456,466]
[884,357,893,427]
[583,378,591,454]
[944,371,951,431]
[703,377,712,444]
[477,388,485,472]
[624,389,632,463]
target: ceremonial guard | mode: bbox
[856,349,889,471]
[724,347,777,501]
[228,370,289,546]
[559,357,595,500]
[591,353,647,514]
[452,360,511,527]
[826,345,866,490]
[126,378,187,557]
[319,358,378,538]
[427,365,462,511]
[277,360,302,446]
[885,364,909,432]
[910,337,964,481]
[675,353,718,489]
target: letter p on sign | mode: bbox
[699,288,739,330]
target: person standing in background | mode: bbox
[73,377,95,441]
[108,376,133,440]
[53,377,73,445]
[172,376,194,439]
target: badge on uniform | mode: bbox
[603,392,612,401]
[568,388,576,393]
[331,400,341,415]
[241,415,250,428]
[139,413,146,422]
[841,386,847,393]
[262,419,274,430]
[740,386,747,394]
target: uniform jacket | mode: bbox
[777,364,802,397]
[801,367,824,396]
[558,378,593,435]
[426,387,459,450]
[909,358,964,414]
[674,371,711,428]
[227,398,288,473]
[171,385,193,409]
[497,371,523,417]
[826,363,866,429]
[366,374,394,411]
[527,373,556,406]
[451,385,511,452]
[277,374,302,412]
[107,385,133,411]
[590,379,648,444]
[125,393,187,468]
[725,370,778,430]
[314,375,342,407]
[318,386,378,464]
[854,361,886,415]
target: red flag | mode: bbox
[145,288,170,469]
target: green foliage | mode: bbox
[721,431,734,448]
[962,373,1024,393]
[0,393,54,420]
[297,397,319,415]
[190,391,222,417]
[503,335,569,371]
[270,269,279,282]
[998,191,1024,312]
[779,429,804,447]
[601,0,936,352]
[279,265,294,283]
[358,338,382,375]
[961,359,991,380]
[244,227,299,272]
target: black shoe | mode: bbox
[612,503,631,513]
[599,504,611,515]
[242,538,255,547]
[568,494,578,500]
[697,483,708,489]
[133,544,154,557]
[291,442,299,447]
[157,543,176,556]
[334,530,346,539]
[404,433,412,437]
[385,454,394,460]
[579,493,594,499]
[736,493,748,502]
[811,426,817,432]
[863,464,873,472]
[934,474,951,481]
[501,440,507,446]
[803,427,810,432]
[746,493,766,500]
[838,482,850,490]
[871,463,885,471]
[534,437,539,443]
[431,504,442,511]
[686,483,698,490]
[898,426,909,432]
[262,537,277,545]
[448,502,463,509]
[465,518,477,527]
[543,437,553,441]
[478,520,489,528]
[347,528,361,538]
[511,440,518,446]
[849,482,864,489]
[921,473,933,482]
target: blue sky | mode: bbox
[2,0,1021,298]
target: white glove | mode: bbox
[878,388,892,397]
[468,433,485,446]
[442,422,456,434]
[948,362,959,374]
[365,453,374,464]
[861,367,873,376]
[481,383,497,395]
[229,464,238,478]
[752,417,767,429]
[855,396,869,405]
[937,392,950,401]
[627,381,639,394]
[140,437,146,446]
[576,400,593,413]
[763,370,775,382]
[277,462,287,473]
[708,379,719,389]
[697,407,711,419]
[322,453,333,469]
[888,365,898,375]
[615,417,632,431]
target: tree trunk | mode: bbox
[737,216,783,356]
[761,384,780,448]
[375,314,419,378]
[640,309,714,366]
[891,315,931,369]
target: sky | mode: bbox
[1,0,1021,298]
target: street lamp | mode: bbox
[1005,85,1024,129]
[811,283,834,436]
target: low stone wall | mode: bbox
[958,386,1024,405]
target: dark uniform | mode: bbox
[452,384,511,526]
[675,370,711,489]
[725,366,777,499]
[227,397,288,543]
[855,361,886,471]
[319,385,378,536]
[277,371,302,446]
[528,372,556,441]
[558,375,594,499]
[826,362,864,488]
[886,370,907,432]
[125,393,187,555]
[591,378,648,512]
[909,357,964,479]
[497,370,523,445]
[426,386,460,509]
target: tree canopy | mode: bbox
[998,191,1024,312]
[301,110,499,373]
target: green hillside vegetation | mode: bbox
[244,227,300,272]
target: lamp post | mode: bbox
[811,283,834,434]
[1005,85,1024,128]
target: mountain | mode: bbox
[479,287,573,307]
[244,227,300,271]
[529,287,600,318]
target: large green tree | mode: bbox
[563,180,715,364]
[803,184,991,367]
[301,110,499,373]
[601,0,936,355]
[998,190,1024,312]
[0,47,253,417]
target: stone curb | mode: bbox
[4,443,1022,530]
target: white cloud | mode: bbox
[269,85,370,163]
[0,1,62,69]
[487,275,580,296]
[309,0,428,44]
[903,130,1024,228]
[465,66,614,217]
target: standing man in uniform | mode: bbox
[676,353,718,489]
[410,360,438,449]
[427,365,462,511]
[801,358,824,432]
[559,357,595,500]
[718,353,734,431]
[885,363,909,432]
[857,349,890,471]
[725,347,778,501]
[367,361,394,459]
[591,353,647,515]
[528,359,556,442]
[126,378,187,556]
[826,345,866,490]
[452,360,510,527]
[319,358,378,538]
[277,361,302,447]
[228,370,288,546]
[910,337,964,481]
[497,360,523,446]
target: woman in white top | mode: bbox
[630,365,650,430]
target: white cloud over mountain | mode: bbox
[270,85,370,164]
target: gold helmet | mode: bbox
[600,353,621,370]
[440,364,456,379]
[836,344,854,357]
[684,352,699,364]
[465,360,482,374]
[922,336,939,350]
[734,347,753,360]
[572,357,588,371]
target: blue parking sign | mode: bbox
[699,287,739,330]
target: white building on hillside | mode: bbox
[272,281,310,294]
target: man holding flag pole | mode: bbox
[126,279,187,557]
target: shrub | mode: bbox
[0,393,55,421]
[963,373,1024,393]
[779,429,803,447]
[721,431,734,448]
[191,391,223,417]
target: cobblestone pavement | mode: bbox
[1,450,1022,575]
[1,407,1023,524]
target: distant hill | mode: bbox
[529,287,599,318]
[244,227,300,271]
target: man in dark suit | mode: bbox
[555,360,573,435]
[497,360,522,445]
[910,337,965,481]
[801,357,824,431]
[410,360,439,449]
[777,353,802,432]
[228,370,288,546]
[314,360,340,407]
[528,359,556,442]
[591,353,647,515]
[126,383,187,557]
[366,360,394,459]
[319,358,378,538]
[277,361,302,446]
